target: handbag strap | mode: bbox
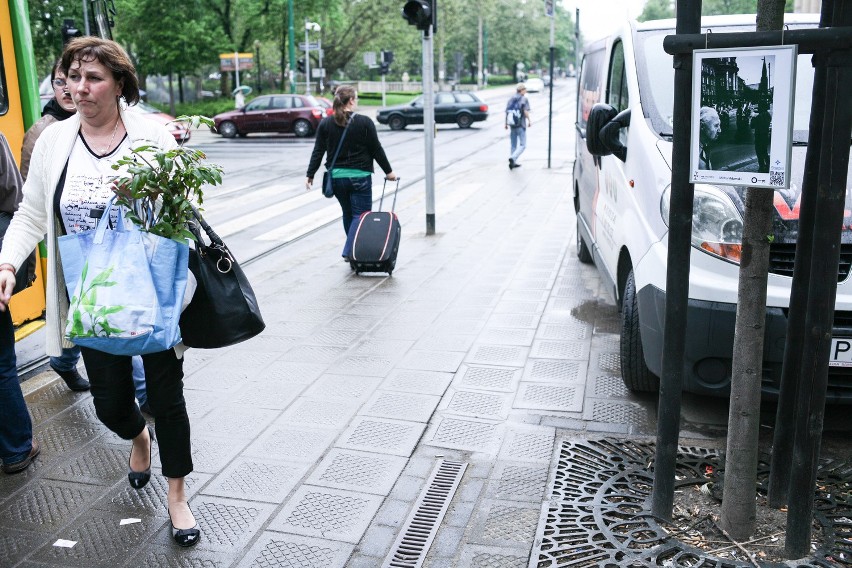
[189,205,234,273]
[327,116,353,173]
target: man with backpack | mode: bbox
[505,83,531,170]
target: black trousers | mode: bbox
[80,347,192,478]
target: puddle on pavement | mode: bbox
[571,299,619,333]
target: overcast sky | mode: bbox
[566,0,648,42]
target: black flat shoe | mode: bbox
[127,426,154,490]
[50,365,90,391]
[169,507,201,547]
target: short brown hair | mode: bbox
[61,37,140,105]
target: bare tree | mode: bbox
[718,0,786,540]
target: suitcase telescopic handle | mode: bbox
[379,177,401,213]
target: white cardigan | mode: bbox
[0,108,178,356]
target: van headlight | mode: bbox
[661,184,744,263]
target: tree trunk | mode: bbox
[719,187,774,539]
[718,0,786,541]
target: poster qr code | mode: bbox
[769,170,784,187]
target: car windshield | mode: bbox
[636,23,816,142]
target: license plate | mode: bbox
[830,338,852,367]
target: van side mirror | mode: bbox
[600,109,630,162]
[586,104,618,156]
[586,104,631,162]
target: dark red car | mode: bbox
[212,94,326,138]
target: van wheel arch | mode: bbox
[616,250,632,311]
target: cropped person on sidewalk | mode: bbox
[0,37,199,547]
[305,85,397,260]
[20,60,89,392]
[0,132,39,474]
[505,83,531,170]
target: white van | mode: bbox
[573,14,852,402]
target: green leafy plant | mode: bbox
[111,116,223,242]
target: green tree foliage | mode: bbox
[638,0,674,22]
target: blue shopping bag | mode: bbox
[58,197,189,355]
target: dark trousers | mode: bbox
[0,308,33,464]
[80,347,192,478]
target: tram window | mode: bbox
[0,42,7,115]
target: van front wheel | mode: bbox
[620,270,660,392]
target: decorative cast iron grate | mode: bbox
[532,438,851,567]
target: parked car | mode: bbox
[376,91,489,130]
[316,96,334,116]
[525,77,545,92]
[126,101,191,143]
[212,94,326,138]
[574,14,852,402]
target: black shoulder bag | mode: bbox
[179,206,265,348]
[322,117,353,198]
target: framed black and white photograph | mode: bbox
[690,44,797,189]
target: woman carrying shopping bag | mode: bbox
[0,37,200,547]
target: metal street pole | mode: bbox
[318,36,323,93]
[82,0,90,36]
[287,0,295,93]
[304,20,311,95]
[546,0,554,168]
[423,26,436,235]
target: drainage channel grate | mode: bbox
[382,458,468,568]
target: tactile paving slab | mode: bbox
[236,531,353,568]
[485,463,549,502]
[414,334,477,352]
[522,359,585,383]
[241,425,337,463]
[0,479,101,533]
[43,443,129,485]
[331,354,397,376]
[465,345,529,367]
[303,374,382,401]
[29,509,157,567]
[382,369,454,395]
[477,328,537,346]
[442,390,512,420]
[456,544,531,568]
[513,382,583,413]
[280,398,359,428]
[486,313,541,329]
[268,485,383,543]
[260,361,327,385]
[467,499,541,547]
[427,416,501,453]
[229,380,304,409]
[123,543,232,567]
[529,340,589,360]
[282,344,347,363]
[306,449,408,495]
[498,426,556,464]
[584,400,654,431]
[361,390,441,422]
[398,349,467,372]
[202,457,309,503]
[455,365,521,393]
[188,496,276,553]
[194,407,280,440]
[188,436,248,474]
[537,322,590,341]
[336,416,425,457]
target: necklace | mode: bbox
[83,118,120,155]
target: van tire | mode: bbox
[577,221,593,264]
[620,270,660,392]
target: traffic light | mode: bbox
[379,62,390,75]
[381,50,394,65]
[61,19,81,46]
[402,0,437,33]
[297,58,305,73]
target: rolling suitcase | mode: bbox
[348,178,401,275]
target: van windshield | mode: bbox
[636,25,816,142]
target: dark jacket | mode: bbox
[20,99,76,180]
[306,113,392,178]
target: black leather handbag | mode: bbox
[321,117,352,198]
[179,207,265,348]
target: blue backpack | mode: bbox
[506,95,523,127]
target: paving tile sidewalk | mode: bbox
[1,110,639,567]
